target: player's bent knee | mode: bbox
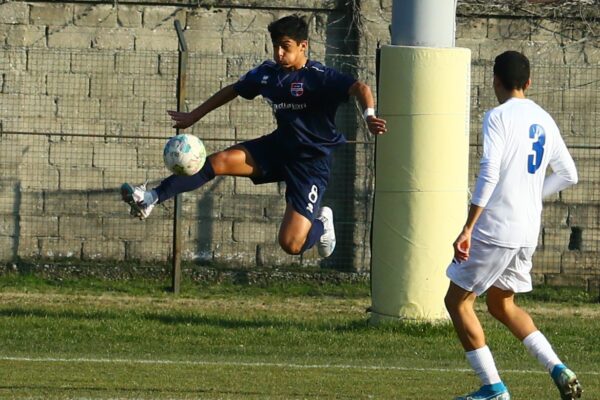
[278,234,303,255]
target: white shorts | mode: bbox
[446,238,535,296]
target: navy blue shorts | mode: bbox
[240,133,332,221]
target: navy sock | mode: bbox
[155,160,215,203]
[300,219,324,253]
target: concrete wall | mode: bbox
[0,0,598,288]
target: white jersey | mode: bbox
[471,98,577,248]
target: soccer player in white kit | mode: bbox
[444,51,582,400]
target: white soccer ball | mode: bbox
[163,134,206,176]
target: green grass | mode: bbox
[0,273,598,399]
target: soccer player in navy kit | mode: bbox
[121,14,387,257]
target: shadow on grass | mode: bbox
[0,307,455,337]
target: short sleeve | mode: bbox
[320,66,356,102]
[233,65,263,100]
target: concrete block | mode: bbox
[3,72,46,95]
[20,215,59,237]
[187,8,228,30]
[116,52,159,75]
[221,195,268,219]
[94,28,135,50]
[234,177,280,196]
[83,240,125,261]
[61,120,107,136]
[541,227,571,250]
[456,17,487,39]
[531,249,562,274]
[181,192,222,219]
[90,74,135,98]
[127,239,171,261]
[561,181,600,204]
[6,25,46,47]
[143,7,186,30]
[233,220,277,243]
[99,98,143,121]
[479,39,526,61]
[39,238,82,259]
[72,51,116,74]
[228,9,276,33]
[117,5,142,28]
[157,52,178,76]
[134,77,176,99]
[50,140,94,168]
[522,41,565,64]
[92,142,137,169]
[18,166,59,191]
[29,49,71,73]
[212,241,256,267]
[47,73,90,97]
[143,99,172,124]
[0,215,16,236]
[101,168,148,192]
[136,141,164,168]
[541,203,569,227]
[185,218,229,243]
[135,29,178,51]
[0,236,16,261]
[59,167,103,191]
[487,18,531,40]
[568,204,599,229]
[59,215,103,239]
[0,48,26,71]
[16,235,40,259]
[0,94,56,118]
[257,243,298,267]
[48,27,95,49]
[0,2,29,24]
[223,32,267,56]
[73,4,117,28]
[45,192,88,215]
[30,3,73,26]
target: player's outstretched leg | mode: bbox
[121,182,158,220]
[454,383,510,400]
[316,206,335,257]
[551,364,583,400]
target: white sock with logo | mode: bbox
[465,345,502,385]
[522,330,562,372]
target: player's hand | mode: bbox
[167,110,198,129]
[366,115,387,135]
[452,229,471,263]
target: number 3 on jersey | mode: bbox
[527,124,546,174]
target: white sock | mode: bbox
[522,330,562,372]
[465,345,502,385]
[144,189,158,206]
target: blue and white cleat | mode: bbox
[551,365,582,400]
[121,182,156,220]
[454,383,511,400]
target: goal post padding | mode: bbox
[370,46,471,323]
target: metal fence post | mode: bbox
[172,19,188,294]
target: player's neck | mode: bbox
[284,57,308,72]
[498,90,526,104]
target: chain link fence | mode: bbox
[0,43,598,286]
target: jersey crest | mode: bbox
[290,82,304,97]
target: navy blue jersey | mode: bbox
[233,60,356,158]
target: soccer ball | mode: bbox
[163,134,206,176]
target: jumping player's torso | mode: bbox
[234,60,356,158]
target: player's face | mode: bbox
[272,36,308,71]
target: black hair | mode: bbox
[268,14,308,43]
[493,51,530,91]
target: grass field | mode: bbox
[0,273,598,399]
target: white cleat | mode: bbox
[120,182,156,220]
[316,206,336,258]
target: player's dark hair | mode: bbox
[493,51,530,91]
[268,15,308,43]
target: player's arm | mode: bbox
[168,83,239,129]
[542,135,578,198]
[453,112,502,262]
[348,81,387,135]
